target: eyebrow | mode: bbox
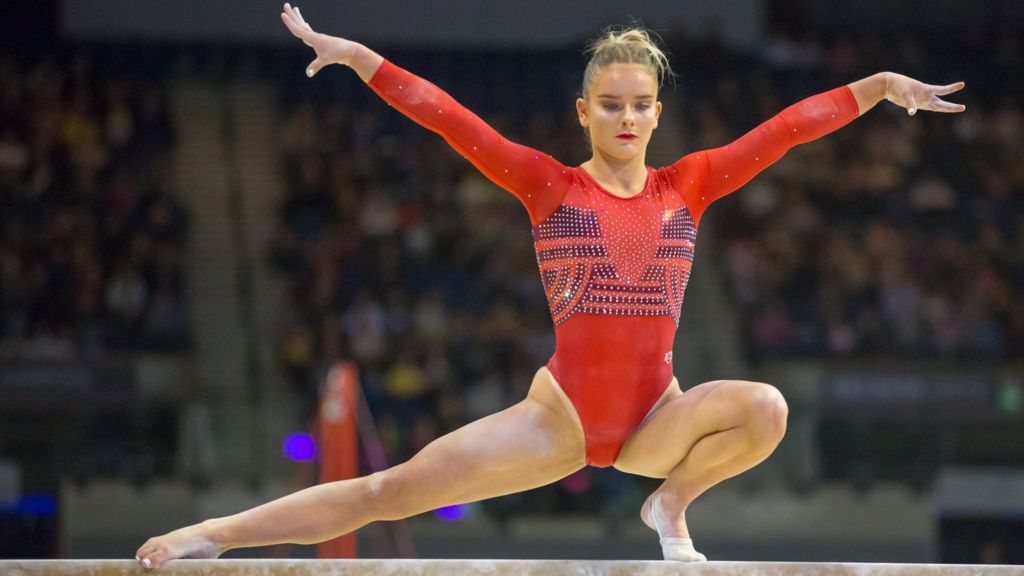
[596,94,655,100]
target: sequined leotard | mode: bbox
[369,59,859,467]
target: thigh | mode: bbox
[613,379,761,478]
[389,367,586,512]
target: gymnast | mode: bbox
[135,4,965,568]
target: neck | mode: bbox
[581,150,648,196]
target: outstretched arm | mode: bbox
[670,72,965,225]
[280,3,570,225]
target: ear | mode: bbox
[654,100,663,130]
[576,97,589,128]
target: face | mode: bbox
[577,63,662,161]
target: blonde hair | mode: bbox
[581,26,674,100]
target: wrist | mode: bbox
[343,42,363,68]
[880,72,894,103]
[350,43,385,83]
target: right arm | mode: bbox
[281,4,570,225]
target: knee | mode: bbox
[365,469,407,521]
[744,384,788,447]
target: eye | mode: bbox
[636,104,650,111]
[602,103,621,111]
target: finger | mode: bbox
[933,81,965,96]
[290,4,305,25]
[285,3,312,31]
[904,92,918,116]
[280,11,309,40]
[282,3,300,26]
[294,6,313,30]
[280,11,300,33]
[307,57,326,78]
[927,97,967,113]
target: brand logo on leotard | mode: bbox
[664,351,673,364]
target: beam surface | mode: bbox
[1,560,1021,575]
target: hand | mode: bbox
[884,73,966,116]
[280,3,359,77]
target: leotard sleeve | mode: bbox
[668,85,860,225]
[367,59,571,225]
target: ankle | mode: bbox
[199,518,232,554]
[652,490,691,514]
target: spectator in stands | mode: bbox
[0,52,188,360]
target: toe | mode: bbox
[141,546,170,570]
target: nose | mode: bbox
[622,105,636,126]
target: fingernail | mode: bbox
[135,555,140,562]
[306,68,314,77]
[143,558,152,568]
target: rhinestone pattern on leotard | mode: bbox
[532,175,697,327]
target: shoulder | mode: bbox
[663,151,708,173]
[656,153,707,187]
[561,165,591,190]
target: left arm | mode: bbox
[670,72,965,225]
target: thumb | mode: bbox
[306,58,325,78]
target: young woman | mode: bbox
[135,4,965,568]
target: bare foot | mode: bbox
[135,521,225,570]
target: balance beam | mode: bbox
[1,560,1020,575]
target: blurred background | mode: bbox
[1,0,1022,565]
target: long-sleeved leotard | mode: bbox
[369,59,859,467]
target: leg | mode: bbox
[614,379,788,540]
[137,367,585,569]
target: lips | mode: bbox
[617,133,638,140]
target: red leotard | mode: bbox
[368,59,859,467]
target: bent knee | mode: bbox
[743,383,788,445]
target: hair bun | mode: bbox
[582,26,673,90]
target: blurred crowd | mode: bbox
[716,29,1024,361]
[271,27,1022,484]
[0,52,189,361]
